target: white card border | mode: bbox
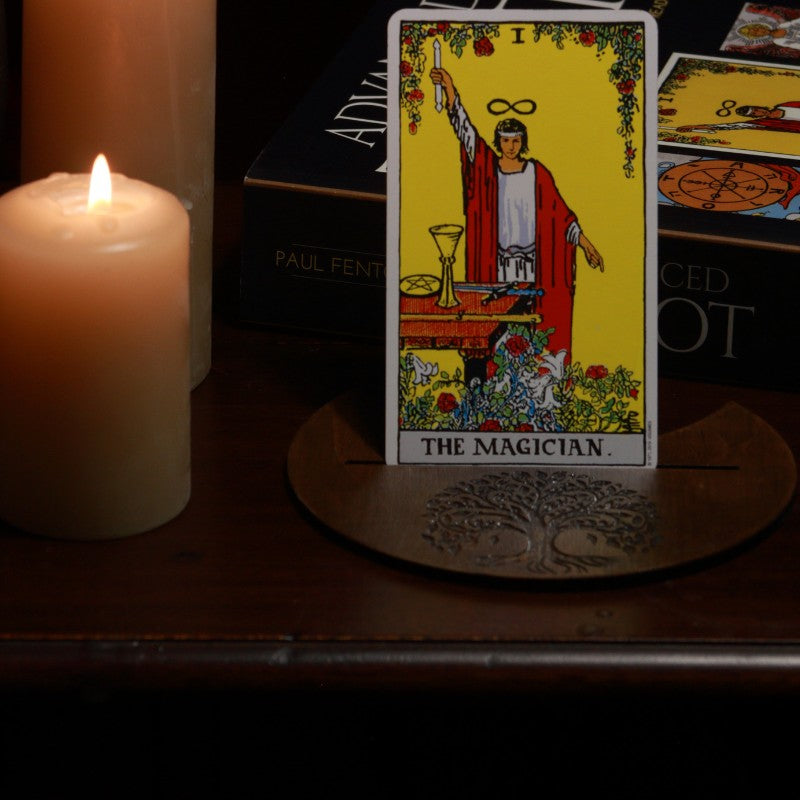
[386,9,659,467]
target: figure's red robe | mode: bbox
[743,101,800,132]
[460,134,578,357]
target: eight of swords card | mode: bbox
[658,52,800,163]
[385,9,658,467]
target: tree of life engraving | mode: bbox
[424,471,658,575]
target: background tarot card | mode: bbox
[659,53,800,162]
[721,3,800,61]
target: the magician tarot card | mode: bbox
[385,9,658,466]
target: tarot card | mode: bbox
[721,3,800,61]
[658,151,800,219]
[658,53,800,162]
[385,9,658,466]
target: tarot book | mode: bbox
[241,0,800,390]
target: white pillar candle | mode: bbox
[21,0,216,388]
[0,157,191,540]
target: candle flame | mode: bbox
[87,154,112,211]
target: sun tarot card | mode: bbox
[658,53,800,162]
[385,10,658,467]
[721,3,800,61]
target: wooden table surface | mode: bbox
[0,181,797,694]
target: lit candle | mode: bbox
[21,0,216,388]
[0,156,190,540]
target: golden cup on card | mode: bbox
[429,224,463,308]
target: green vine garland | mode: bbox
[399,21,645,178]
[531,22,645,178]
[399,21,500,135]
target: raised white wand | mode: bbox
[433,38,443,112]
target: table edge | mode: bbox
[3,639,800,693]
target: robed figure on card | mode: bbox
[430,65,604,357]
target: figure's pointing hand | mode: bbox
[587,250,604,272]
[579,235,604,272]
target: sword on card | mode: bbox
[457,283,545,305]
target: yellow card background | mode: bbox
[399,24,647,384]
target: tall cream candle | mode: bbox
[21,0,216,388]
[0,157,190,540]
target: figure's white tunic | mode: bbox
[450,94,580,282]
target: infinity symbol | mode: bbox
[487,98,537,116]
[716,99,737,117]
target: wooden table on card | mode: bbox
[399,283,542,356]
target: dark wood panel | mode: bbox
[0,293,797,656]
